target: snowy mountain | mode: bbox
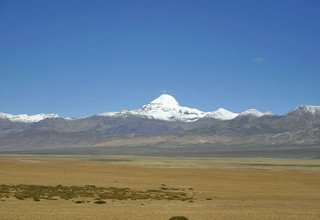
[0,113,61,123]
[289,105,320,115]
[100,94,274,122]
[0,95,320,155]
[101,94,205,122]
[239,109,274,117]
[2,94,319,124]
[204,108,239,120]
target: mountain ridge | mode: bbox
[0,94,320,157]
[3,94,317,123]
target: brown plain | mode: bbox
[0,155,320,220]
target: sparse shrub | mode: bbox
[169,216,189,220]
[33,198,40,202]
[94,200,106,204]
[0,184,194,204]
[75,200,84,204]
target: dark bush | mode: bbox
[94,200,106,204]
[169,216,189,220]
[75,200,84,204]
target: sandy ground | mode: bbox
[0,155,320,220]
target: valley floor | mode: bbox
[0,155,320,220]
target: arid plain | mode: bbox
[0,155,320,220]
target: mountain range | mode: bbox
[0,94,275,123]
[0,94,320,158]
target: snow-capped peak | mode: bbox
[100,94,204,122]
[290,105,320,115]
[0,113,61,123]
[100,94,239,122]
[139,94,203,122]
[239,109,274,117]
[149,94,180,108]
[205,108,239,120]
[99,94,277,122]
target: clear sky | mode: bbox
[1,0,319,117]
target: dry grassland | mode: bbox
[0,155,320,219]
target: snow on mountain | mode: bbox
[239,109,274,117]
[148,94,180,108]
[0,94,281,123]
[100,94,276,122]
[100,94,272,122]
[0,113,61,123]
[138,94,205,122]
[204,108,239,120]
[100,94,205,122]
[290,105,320,115]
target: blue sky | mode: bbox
[1,0,319,117]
